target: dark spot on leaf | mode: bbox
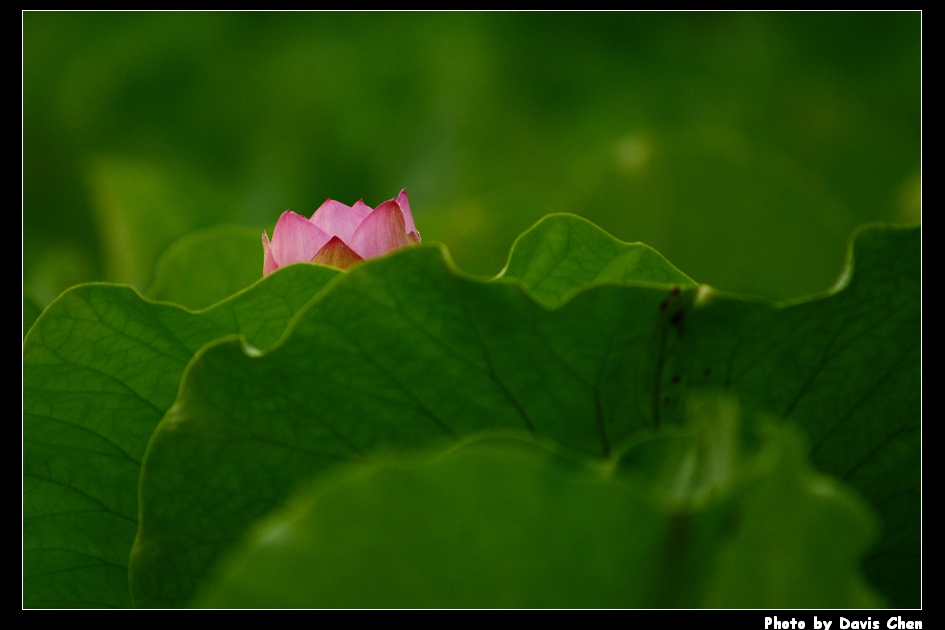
[660,287,681,311]
[670,310,683,326]
[672,375,681,384]
[703,367,711,377]
[663,396,670,404]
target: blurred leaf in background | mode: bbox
[88,156,232,289]
[147,225,262,310]
[24,12,919,307]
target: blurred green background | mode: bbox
[23,12,920,309]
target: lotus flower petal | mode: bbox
[348,200,412,260]
[262,230,279,275]
[267,210,332,273]
[263,210,331,275]
[351,199,374,218]
[311,236,365,270]
[310,199,372,244]
[396,188,419,238]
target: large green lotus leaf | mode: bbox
[23,263,338,608]
[23,213,694,609]
[195,422,878,608]
[500,213,695,307]
[147,225,264,311]
[130,221,918,607]
[130,249,682,607]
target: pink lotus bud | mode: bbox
[262,189,421,274]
